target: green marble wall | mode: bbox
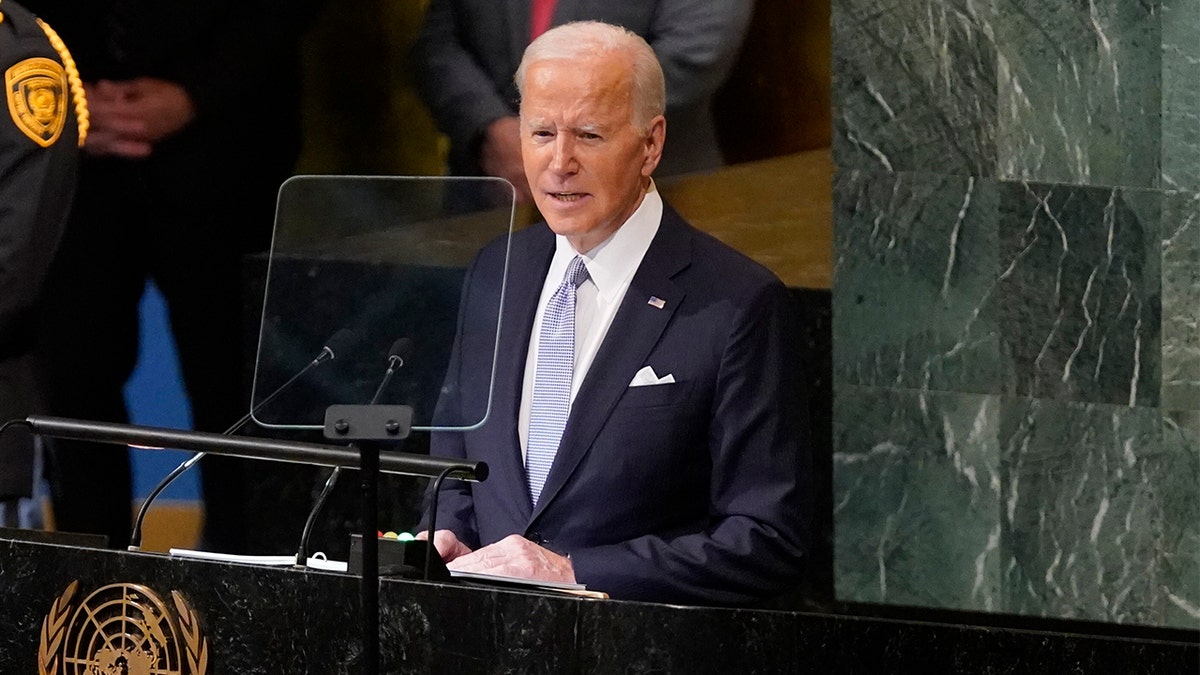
[832,0,1199,628]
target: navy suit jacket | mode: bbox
[429,204,809,604]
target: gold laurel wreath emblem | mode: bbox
[37,580,76,675]
[173,591,210,674]
[36,582,209,675]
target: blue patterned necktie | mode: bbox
[526,255,589,506]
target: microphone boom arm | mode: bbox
[25,415,486,482]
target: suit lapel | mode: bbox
[531,207,693,521]
[492,226,555,521]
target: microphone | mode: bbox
[127,328,359,551]
[296,337,413,566]
[371,337,415,402]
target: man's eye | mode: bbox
[532,130,554,139]
[580,132,601,141]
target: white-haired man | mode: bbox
[423,21,809,605]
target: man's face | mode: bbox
[520,54,664,253]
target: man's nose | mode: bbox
[549,136,578,174]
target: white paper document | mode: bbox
[168,548,348,572]
[447,569,587,591]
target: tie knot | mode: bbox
[564,256,589,288]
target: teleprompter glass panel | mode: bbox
[250,176,515,431]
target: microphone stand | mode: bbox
[127,330,353,551]
[128,368,303,552]
[22,412,484,675]
[296,351,404,567]
[323,403,413,675]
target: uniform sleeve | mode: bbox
[569,280,811,605]
[0,8,79,358]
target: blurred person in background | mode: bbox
[411,0,754,203]
[23,0,318,550]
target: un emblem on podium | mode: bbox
[37,581,209,674]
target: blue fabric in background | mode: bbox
[123,282,200,501]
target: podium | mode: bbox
[2,535,1194,673]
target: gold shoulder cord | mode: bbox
[35,17,89,146]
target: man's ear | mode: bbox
[641,115,666,177]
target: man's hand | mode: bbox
[83,78,196,158]
[83,81,152,157]
[415,529,473,563]
[479,116,532,203]
[445,534,575,584]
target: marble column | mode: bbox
[832,0,1199,628]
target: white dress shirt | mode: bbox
[518,183,663,461]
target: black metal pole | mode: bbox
[23,415,486,481]
[360,441,381,675]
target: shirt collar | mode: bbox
[553,181,662,302]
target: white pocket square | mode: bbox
[629,365,675,387]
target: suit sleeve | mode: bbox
[648,0,755,110]
[409,0,514,165]
[421,253,483,549]
[569,280,810,604]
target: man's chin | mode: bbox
[537,202,593,231]
[543,217,588,236]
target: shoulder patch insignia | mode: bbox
[6,56,68,147]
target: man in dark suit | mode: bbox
[423,21,808,605]
[410,0,754,201]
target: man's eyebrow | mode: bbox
[522,118,607,134]
[555,121,606,136]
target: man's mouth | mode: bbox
[548,192,586,202]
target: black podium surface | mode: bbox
[1,536,1195,673]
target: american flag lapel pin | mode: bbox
[647,296,666,309]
